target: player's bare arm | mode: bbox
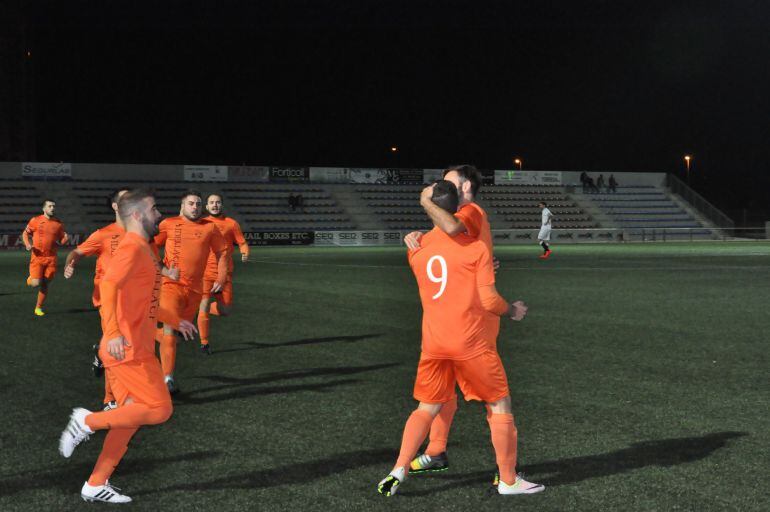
[22,228,32,250]
[403,231,424,250]
[420,184,466,236]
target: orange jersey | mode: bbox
[99,232,180,368]
[77,222,125,284]
[154,216,227,293]
[408,227,497,361]
[455,202,492,253]
[203,215,249,279]
[23,215,67,257]
[455,202,500,342]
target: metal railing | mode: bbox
[665,174,734,228]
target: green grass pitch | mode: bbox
[0,243,768,511]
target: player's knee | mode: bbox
[28,278,40,287]
[487,395,512,414]
[417,402,443,418]
[149,402,173,424]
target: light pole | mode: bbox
[514,158,522,170]
[684,155,692,184]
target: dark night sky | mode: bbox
[20,1,770,218]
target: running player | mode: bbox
[404,165,500,473]
[58,188,197,503]
[377,181,542,497]
[22,199,68,316]
[537,201,553,259]
[64,188,180,410]
[196,193,249,354]
[154,190,228,393]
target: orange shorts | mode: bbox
[160,282,202,323]
[105,357,171,408]
[202,276,233,305]
[29,255,57,280]
[413,350,510,404]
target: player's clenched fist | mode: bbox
[509,300,528,321]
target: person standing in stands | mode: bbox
[596,174,606,192]
[608,174,618,193]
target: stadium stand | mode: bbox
[581,185,715,239]
[0,174,724,242]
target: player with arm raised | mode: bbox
[377,181,542,497]
[404,165,502,474]
[57,189,196,504]
[196,193,250,354]
[22,199,68,316]
[154,190,227,393]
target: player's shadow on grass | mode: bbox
[46,307,98,315]
[174,362,399,406]
[134,448,396,495]
[0,450,221,497]
[214,333,383,354]
[401,431,748,496]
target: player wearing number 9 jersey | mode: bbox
[378,181,543,497]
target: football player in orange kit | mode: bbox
[196,193,250,354]
[403,165,502,475]
[58,188,197,504]
[377,181,543,497]
[64,188,180,410]
[22,199,68,316]
[154,190,227,393]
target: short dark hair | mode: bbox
[206,193,223,203]
[107,188,130,210]
[538,201,548,207]
[431,180,459,214]
[443,164,482,197]
[118,188,155,221]
[42,198,55,206]
[180,189,202,202]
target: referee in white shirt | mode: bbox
[537,201,553,259]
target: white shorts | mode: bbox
[538,226,552,241]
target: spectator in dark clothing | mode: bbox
[580,171,589,193]
[585,175,598,193]
[296,194,304,211]
[608,174,618,193]
[596,174,606,191]
[288,193,297,211]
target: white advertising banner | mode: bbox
[184,165,229,182]
[309,167,350,183]
[314,230,404,246]
[494,170,563,185]
[21,162,72,178]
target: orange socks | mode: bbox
[160,333,176,376]
[36,290,47,308]
[197,311,210,344]
[488,413,518,485]
[425,396,457,456]
[87,427,137,486]
[395,409,435,470]
[85,402,173,431]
